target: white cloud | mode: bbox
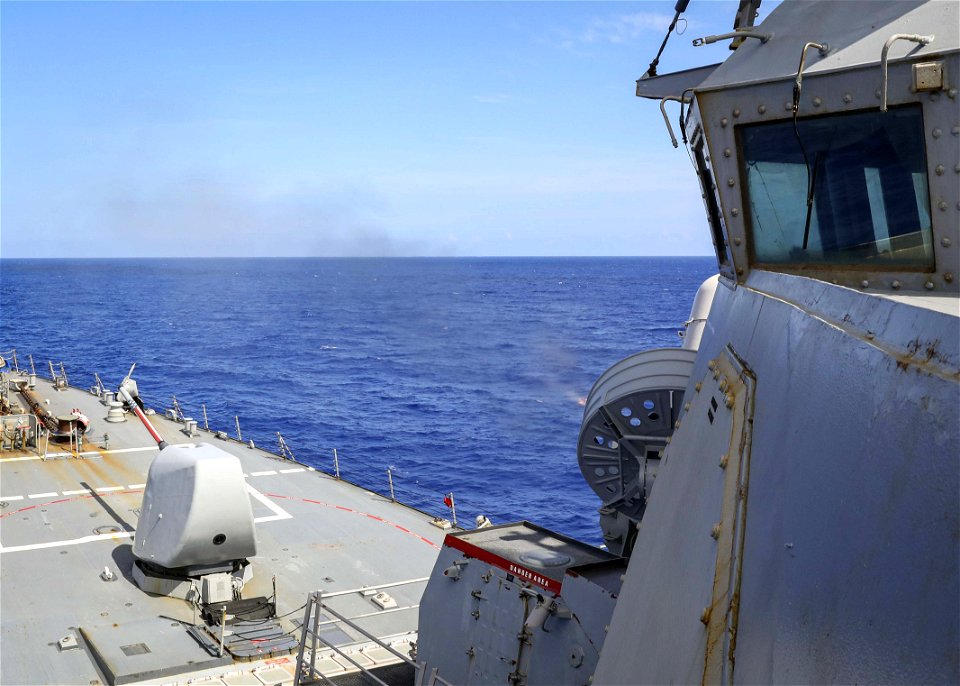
[545,11,673,51]
[581,12,674,45]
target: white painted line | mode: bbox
[250,470,277,477]
[243,473,250,478]
[0,530,134,554]
[253,514,290,523]
[94,443,158,455]
[127,483,146,489]
[43,446,157,460]
[62,489,92,496]
[28,492,59,499]
[95,486,124,493]
[321,576,432,598]
[0,482,290,555]
[247,484,292,522]
[0,495,24,502]
[279,468,305,474]
[1,445,157,463]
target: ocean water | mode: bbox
[0,257,715,543]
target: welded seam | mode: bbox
[742,284,959,382]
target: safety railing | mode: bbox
[293,590,453,686]
[2,355,486,524]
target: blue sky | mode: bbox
[1,1,773,258]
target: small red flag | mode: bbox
[443,495,452,508]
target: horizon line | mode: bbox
[0,254,716,260]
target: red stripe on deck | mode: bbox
[260,494,440,550]
[0,489,141,519]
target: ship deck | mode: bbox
[0,375,447,685]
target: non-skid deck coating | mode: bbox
[0,376,446,685]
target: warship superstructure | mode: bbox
[417,1,958,682]
[2,1,958,684]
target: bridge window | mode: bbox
[740,105,933,269]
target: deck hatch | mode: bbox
[120,643,151,657]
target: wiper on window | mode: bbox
[791,41,829,250]
[801,151,823,250]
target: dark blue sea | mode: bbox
[0,257,715,543]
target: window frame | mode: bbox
[735,104,936,274]
[691,126,736,281]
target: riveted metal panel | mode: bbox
[696,1,958,92]
[702,350,756,685]
[693,51,959,293]
[593,346,747,685]
[594,273,959,684]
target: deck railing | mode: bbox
[1,355,478,526]
[294,589,454,686]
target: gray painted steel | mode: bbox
[703,2,958,293]
[134,443,257,568]
[416,523,621,685]
[594,270,959,684]
[577,347,696,553]
[597,1,959,682]
[578,347,695,519]
[697,1,958,91]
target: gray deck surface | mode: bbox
[0,375,445,685]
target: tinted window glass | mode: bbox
[740,106,933,268]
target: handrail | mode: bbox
[293,589,456,686]
[692,29,772,47]
[660,95,692,149]
[880,33,934,112]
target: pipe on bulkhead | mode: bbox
[681,275,720,351]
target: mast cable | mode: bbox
[642,0,690,79]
